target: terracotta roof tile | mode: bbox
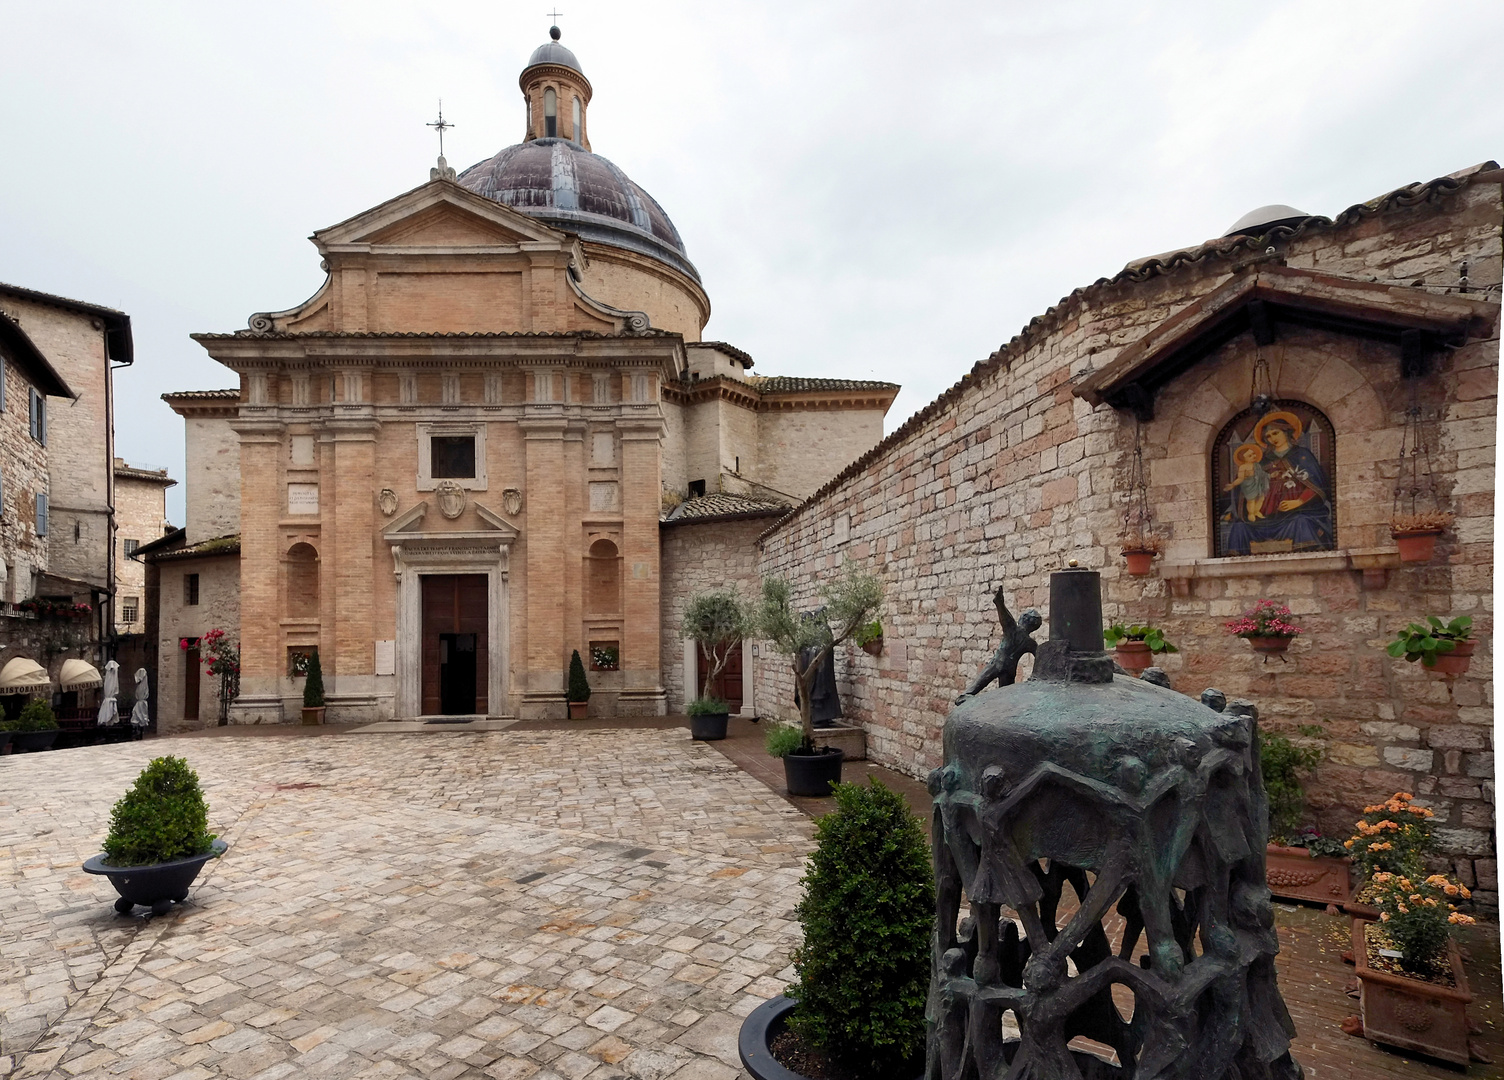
[750,376,899,394]
[661,492,788,525]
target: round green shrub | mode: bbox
[786,778,933,1078]
[764,723,804,758]
[102,756,216,867]
[6,698,58,732]
[687,695,728,717]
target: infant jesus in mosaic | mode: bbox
[1224,441,1271,522]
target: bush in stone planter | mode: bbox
[786,778,932,1078]
[102,756,216,867]
[4,698,58,732]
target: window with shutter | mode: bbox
[0,357,8,412]
[35,492,47,536]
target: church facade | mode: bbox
[179,30,895,725]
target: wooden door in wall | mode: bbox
[697,643,743,713]
[421,575,488,715]
[184,642,201,721]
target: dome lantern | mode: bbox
[521,26,592,149]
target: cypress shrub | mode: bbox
[102,756,216,867]
[786,778,933,1077]
[567,649,591,702]
[303,650,325,708]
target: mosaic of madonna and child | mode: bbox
[1214,401,1335,557]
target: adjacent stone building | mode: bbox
[755,164,1502,906]
[177,29,895,724]
[140,390,241,731]
[113,459,174,635]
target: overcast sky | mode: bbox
[2,0,1501,523]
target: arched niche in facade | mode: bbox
[587,538,621,615]
[285,542,320,619]
[1211,400,1336,557]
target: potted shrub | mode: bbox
[739,779,931,1080]
[82,756,228,915]
[687,695,731,741]
[1344,791,1436,920]
[754,563,883,797]
[1225,599,1302,660]
[1351,870,1476,1064]
[1102,622,1176,675]
[681,589,752,738]
[567,649,591,719]
[1260,724,1351,905]
[1388,615,1476,676]
[1391,510,1452,564]
[301,649,325,725]
[855,620,884,656]
[4,698,60,752]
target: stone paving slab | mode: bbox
[1,730,811,1079]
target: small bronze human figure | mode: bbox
[957,586,1041,702]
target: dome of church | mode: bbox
[1222,204,1311,237]
[458,138,699,282]
[525,34,583,75]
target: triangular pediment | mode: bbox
[382,499,521,545]
[315,181,571,251]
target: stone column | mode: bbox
[229,416,285,724]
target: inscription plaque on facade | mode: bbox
[287,483,319,515]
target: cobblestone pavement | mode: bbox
[0,731,813,1079]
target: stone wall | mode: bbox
[659,516,770,712]
[1,294,113,589]
[757,406,887,500]
[184,414,241,541]
[0,353,50,603]
[756,170,1502,908]
[114,469,171,634]
[154,553,240,733]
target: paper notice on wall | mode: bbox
[375,640,395,676]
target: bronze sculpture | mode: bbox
[956,586,1041,703]
[927,567,1303,1080]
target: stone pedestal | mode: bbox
[813,723,866,761]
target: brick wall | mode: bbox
[184,416,241,541]
[756,174,1501,907]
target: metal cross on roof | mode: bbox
[426,100,454,159]
[547,9,563,23]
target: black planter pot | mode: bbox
[83,839,229,915]
[689,712,730,740]
[739,996,921,1080]
[782,747,844,797]
[0,729,10,754]
[11,729,58,752]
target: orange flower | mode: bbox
[1461,884,1472,899]
[1395,792,1413,802]
[1380,912,1391,921]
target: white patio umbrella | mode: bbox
[129,668,150,728]
[96,659,120,727]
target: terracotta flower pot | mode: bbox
[301,706,324,726]
[568,700,589,720]
[1246,635,1293,657]
[1122,549,1156,576]
[1352,917,1472,1066]
[1264,844,1351,906]
[860,637,883,657]
[1428,639,1475,676]
[1392,528,1442,564]
[1115,641,1154,674]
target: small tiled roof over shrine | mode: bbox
[661,493,789,525]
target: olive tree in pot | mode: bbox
[740,780,931,1080]
[567,649,591,719]
[755,564,882,797]
[301,649,325,725]
[82,756,228,915]
[681,589,752,740]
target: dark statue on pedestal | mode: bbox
[957,586,1042,703]
[927,567,1303,1080]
